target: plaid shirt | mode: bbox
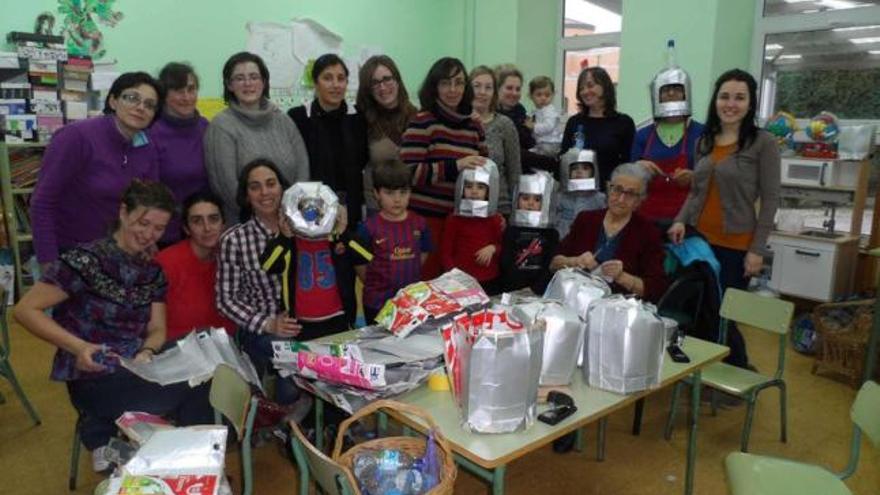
[216,217,282,333]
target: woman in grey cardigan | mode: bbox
[204,52,309,222]
[668,69,780,369]
[470,65,521,215]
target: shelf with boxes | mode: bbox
[0,142,44,301]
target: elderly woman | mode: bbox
[14,180,212,472]
[288,53,368,227]
[156,190,234,341]
[356,55,418,212]
[470,65,521,214]
[151,62,210,245]
[31,72,163,266]
[551,163,667,302]
[204,52,309,222]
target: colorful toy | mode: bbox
[805,111,840,143]
[766,111,798,147]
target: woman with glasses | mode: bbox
[31,72,164,266]
[550,163,667,302]
[288,53,369,228]
[204,52,309,223]
[150,62,209,246]
[400,57,487,279]
[470,65,521,215]
[668,69,780,369]
[356,55,417,213]
[559,67,636,193]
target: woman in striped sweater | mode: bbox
[400,57,488,279]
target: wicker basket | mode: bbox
[811,299,875,388]
[332,399,457,495]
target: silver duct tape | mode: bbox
[512,301,585,386]
[513,209,544,228]
[511,170,557,228]
[282,182,339,238]
[568,178,597,192]
[544,268,611,321]
[650,65,692,118]
[464,325,544,433]
[583,296,666,394]
[455,161,500,217]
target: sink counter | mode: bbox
[770,229,860,245]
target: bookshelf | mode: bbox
[0,141,45,301]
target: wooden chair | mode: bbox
[289,418,358,495]
[665,288,795,452]
[209,364,258,495]
[725,380,880,494]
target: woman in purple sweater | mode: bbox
[150,63,210,245]
[31,72,164,266]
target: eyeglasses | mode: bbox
[230,73,262,84]
[119,92,158,112]
[607,183,643,201]
[371,75,396,89]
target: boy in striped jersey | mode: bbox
[352,160,432,324]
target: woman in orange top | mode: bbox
[668,69,780,369]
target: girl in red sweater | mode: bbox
[440,162,505,294]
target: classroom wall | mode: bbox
[1,0,469,100]
[618,0,755,124]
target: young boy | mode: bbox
[440,161,505,295]
[527,76,564,157]
[260,182,356,340]
[501,171,560,293]
[351,160,432,324]
[555,148,606,238]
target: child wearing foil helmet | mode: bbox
[555,148,606,238]
[440,161,505,294]
[259,182,356,339]
[631,40,704,224]
[500,171,560,293]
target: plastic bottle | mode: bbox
[666,39,677,69]
[574,123,585,150]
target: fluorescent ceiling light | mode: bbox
[869,50,880,54]
[778,54,803,59]
[766,43,784,50]
[850,36,880,43]
[832,24,880,32]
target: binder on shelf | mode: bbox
[6,32,65,45]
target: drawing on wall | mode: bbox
[57,0,124,58]
[246,18,382,110]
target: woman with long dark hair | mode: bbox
[669,68,781,369]
[559,67,635,192]
[356,55,418,212]
[400,57,487,278]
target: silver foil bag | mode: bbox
[543,268,611,321]
[282,182,339,238]
[583,296,666,394]
[513,300,585,386]
[462,311,544,433]
[454,160,500,217]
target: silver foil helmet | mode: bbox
[559,148,599,192]
[454,159,500,217]
[281,182,339,238]
[650,66,692,119]
[512,170,556,228]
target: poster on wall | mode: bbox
[246,18,382,110]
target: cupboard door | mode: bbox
[779,245,834,301]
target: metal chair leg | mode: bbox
[0,359,40,425]
[632,398,645,435]
[596,418,607,461]
[779,382,788,443]
[740,395,758,453]
[664,381,683,440]
[69,416,82,491]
